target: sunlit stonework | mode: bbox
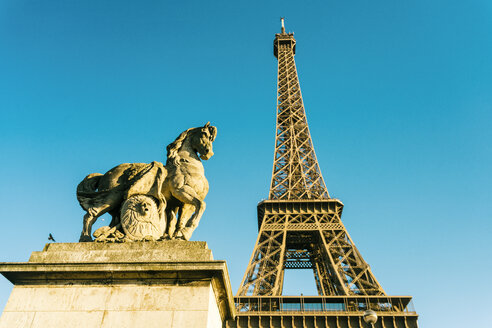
[77,123,217,242]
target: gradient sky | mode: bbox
[1,1,491,327]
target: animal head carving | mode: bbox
[197,122,217,160]
[166,123,217,166]
[120,195,163,240]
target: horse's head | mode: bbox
[166,122,217,165]
[190,122,217,160]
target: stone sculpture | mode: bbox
[77,122,217,242]
[120,195,164,241]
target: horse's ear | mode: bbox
[204,122,210,128]
[209,126,217,141]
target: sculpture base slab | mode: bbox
[0,242,235,328]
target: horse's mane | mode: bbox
[166,127,194,166]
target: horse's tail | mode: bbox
[76,173,103,211]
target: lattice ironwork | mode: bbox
[237,20,385,298]
[227,296,418,328]
[232,19,418,328]
[237,200,385,296]
[269,24,329,200]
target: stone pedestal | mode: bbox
[0,242,235,328]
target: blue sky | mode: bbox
[0,1,491,326]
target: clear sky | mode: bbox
[0,1,491,327]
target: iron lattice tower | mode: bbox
[228,19,418,328]
[237,20,385,298]
[268,24,328,201]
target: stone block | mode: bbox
[100,311,174,328]
[29,241,213,263]
[0,312,35,328]
[30,311,104,328]
[172,310,209,327]
[0,242,235,328]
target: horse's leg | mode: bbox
[181,201,205,240]
[186,200,205,229]
[80,212,96,242]
[108,209,121,228]
[80,204,112,242]
[170,186,205,241]
[173,204,195,239]
[162,206,178,240]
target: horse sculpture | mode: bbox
[76,123,217,242]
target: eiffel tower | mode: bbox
[228,19,419,328]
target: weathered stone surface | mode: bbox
[29,241,213,263]
[120,195,164,241]
[0,242,235,328]
[77,123,218,243]
[0,312,35,328]
[99,311,174,328]
[2,284,218,328]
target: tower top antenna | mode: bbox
[280,17,285,34]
